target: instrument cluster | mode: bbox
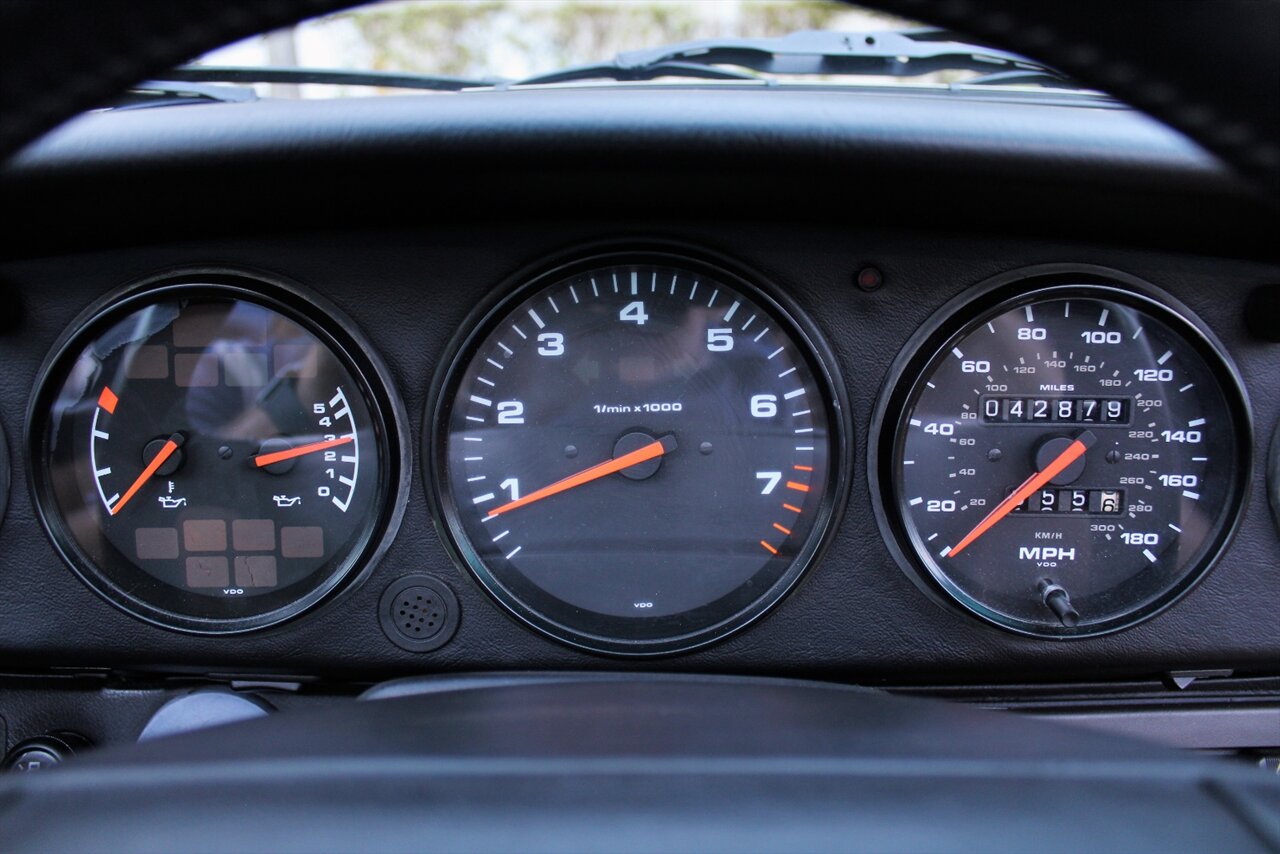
[19,250,1257,656]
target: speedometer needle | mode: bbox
[947,429,1096,558]
[110,432,184,516]
[486,434,677,518]
[253,435,354,468]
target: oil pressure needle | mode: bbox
[947,429,1096,557]
[253,435,354,468]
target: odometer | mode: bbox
[872,268,1250,637]
[430,252,848,655]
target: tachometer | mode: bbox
[30,273,407,633]
[429,251,848,655]
[872,267,1250,637]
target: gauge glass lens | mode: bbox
[885,283,1248,637]
[34,282,399,632]
[434,257,845,654]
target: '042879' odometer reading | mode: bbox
[430,252,848,656]
[873,270,1250,638]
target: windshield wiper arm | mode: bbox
[512,28,1074,87]
[165,65,504,93]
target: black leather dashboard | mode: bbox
[0,88,1277,683]
[4,88,1272,259]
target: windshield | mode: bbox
[186,0,1074,98]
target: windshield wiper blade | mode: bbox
[512,28,1074,87]
[960,69,1082,88]
[165,65,504,92]
[517,59,763,86]
[111,80,258,110]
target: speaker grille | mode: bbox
[378,575,459,652]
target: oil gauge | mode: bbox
[30,273,407,633]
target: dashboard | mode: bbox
[2,0,1279,843]
[0,86,1278,747]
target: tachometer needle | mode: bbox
[487,434,677,518]
[253,435,354,468]
[109,433,184,516]
[947,429,1096,557]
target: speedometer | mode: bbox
[429,251,848,655]
[872,267,1250,637]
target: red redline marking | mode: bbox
[793,465,813,472]
[98,386,118,414]
[772,523,791,535]
[785,481,810,493]
[760,540,778,555]
[782,503,802,513]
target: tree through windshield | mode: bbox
[188,0,1067,98]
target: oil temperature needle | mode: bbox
[253,435,354,468]
[486,434,677,518]
[947,429,1096,557]
[109,432,184,516]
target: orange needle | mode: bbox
[487,434,677,517]
[110,433,183,516]
[948,430,1096,558]
[254,436,354,468]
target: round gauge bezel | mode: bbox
[26,269,411,635]
[0,419,10,533]
[426,244,853,657]
[868,264,1252,639]
[1268,420,1280,536]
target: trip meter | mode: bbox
[30,274,407,633]
[872,268,1250,637]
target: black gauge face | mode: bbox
[32,277,404,633]
[432,253,847,655]
[877,277,1249,637]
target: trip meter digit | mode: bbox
[430,252,849,655]
[31,274,407,633]
[873,270,1250,637]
